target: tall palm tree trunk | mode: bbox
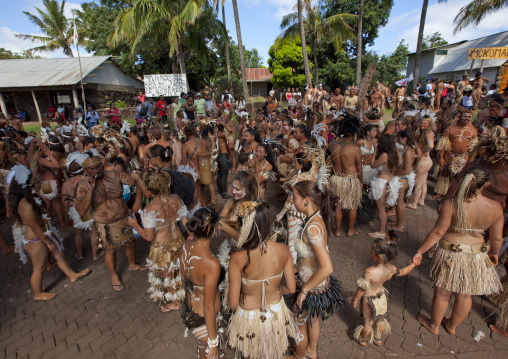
[177,37,190,91]
[355,0,364,84]
[313,36,319,85]
[222,4,231,87]
[298,0,312,86]
[232,0,249,101]
[414,0,429,87]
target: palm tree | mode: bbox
[447,0,508,34]
[280,1,355,84]
[297,0,312,86]
[413,0,429,86]
[109,0,206,78]
[16,0,85,57]
[222,3,232,85]
[231,0,250,101]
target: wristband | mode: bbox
[207,336,219,348]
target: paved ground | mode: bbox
[1,172,507,359]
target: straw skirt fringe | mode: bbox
[433,173,450,196]
[353,319,391,343]
[431,246,502,296]
[329,174,362,210]
[227,299,298,359]
[489,275,508,330]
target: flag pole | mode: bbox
[74,15,86,109]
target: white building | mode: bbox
[406,31,508,85]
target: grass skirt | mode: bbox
[146,240,185,304]
[289,275,345,321]
[489,275,508,330]
[227,299,298,359]
[431,240,502,296]
[93,217,136,248]
[329,174,362,210]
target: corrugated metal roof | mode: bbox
[0,56,111,88]
[244,68,273,82]
[428,31,508,74]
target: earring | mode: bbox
[304,201,308,206]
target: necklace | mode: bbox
[196,240,210,247]
[301,210,320,230]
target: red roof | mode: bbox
[244,68,273,82]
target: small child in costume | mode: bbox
[237,152,250,171]
[350,232,416,346]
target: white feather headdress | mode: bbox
[6,165,32,188]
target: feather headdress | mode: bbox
[6,164,34,188]
[236,201,260,247]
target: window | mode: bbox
[436,50,448,55]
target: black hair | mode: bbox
[186,207,220,238]
[48,136,65,153]
[245,128,262,144]
[256,143,278,173]
[293,180,332,232]
[372,235,399,262]
[296,124,311,140]
[234,202,271,271]
[295,152,312,172]
[149,144,172,164]
[184,124,198,138]
[8,178,44,222]
[340,116,361,137]
[359,124,378,139]
[138,135,150,145]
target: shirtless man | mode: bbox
[181,125,203,203]
[384,83,393,109]
[326,120,363,237]
[433,109,477,199]
[75,156,144,291]
[216,124,230,199]
[436,99,455,134]
[8,114,24,132]
[456,74,469,96]
[394,86,406,111]
[331,88,344,110]
[279,124,310,165]
[429,79,436,110]
[471,71,490,89]
[436,78,444,110]
[217,113,236,171]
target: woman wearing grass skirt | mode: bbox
[413,167,503,336]
[228,201,297,359]
[290,180,345,359]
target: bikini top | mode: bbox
[242,271,284,311]
[360,144,375,156]
[448,202,485,233]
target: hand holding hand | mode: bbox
[412,252,423,266]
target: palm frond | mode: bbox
[452,0,508,34]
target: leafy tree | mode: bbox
[16,0,87,57]
[268,37,312,88]
[421,32,448,50]
[280,0,355,84]
[0,48,40,59]
[321,0,394,58]
[376,40,409,85]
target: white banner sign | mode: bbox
[144,74,187,97]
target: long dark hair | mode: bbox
[397,129,416,148]
[7,179,44,222]
[187,207,219,238]
[234,202,271,271]
[295,152,312,172]
[245,128,262,145]
[293,180,332,232]
[257,143,278,173]
[376,134,399,173]
[149,144,172,164]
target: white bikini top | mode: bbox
[360,144,375,156]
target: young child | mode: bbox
[350,232,416,346]
[237,152,250,171]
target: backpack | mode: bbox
[418,85,426,95]
[138,103,148,116]
[162,169,195,206]
[441,87,448,97]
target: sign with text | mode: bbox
[144,74,187,97]
[467,47,508,60]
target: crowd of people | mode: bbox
[1,74,508,358]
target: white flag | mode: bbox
[73,17,78,46]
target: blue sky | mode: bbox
[1,0,507,64]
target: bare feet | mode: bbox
[368,232,386,239]
[346,229,361,237]
[417,202,426,207]
[71,269,91,283]
[373,337,383,346]
[1,245,15,255]
[348,328,367,347]
[432,194,442,200]
[112,283,124,291]
[489,324,508,337]
[417,313,439,335]
[387,223,404,232]
[93,249,105,261]
[334,231,342,237]
[34,292,57,301]
[46,261,57,271]
[442,317,455,335]
[75,253,84,261]
[405,203,418,210]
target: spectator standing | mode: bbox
[85,105,99,131]
[105,102,122,127]
[156,95,167,122]
[16,109,27,122]
[194,93,207,119]
[205,94,215,116]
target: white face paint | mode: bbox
[231,181,246,200]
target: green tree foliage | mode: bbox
[0,48,40,59]
[268,37,312,88]
[375,40,409,84]
[16,0,87,57]
[421,31,448,50]
[320,0,393,57]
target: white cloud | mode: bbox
[375,0,508,54]
[0,26,42,54]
